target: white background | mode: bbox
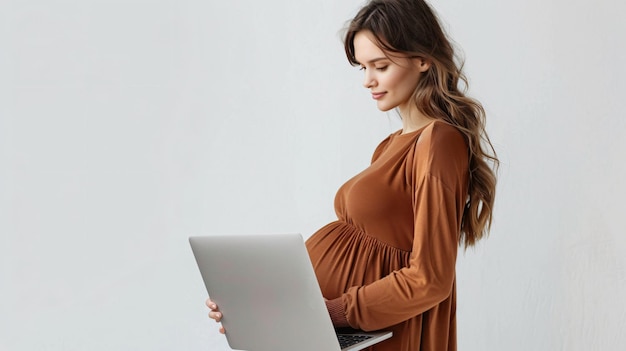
[1,0,625,350]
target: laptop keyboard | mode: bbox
[337,334,374,348]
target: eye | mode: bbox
[359,66,366,71]
[376,65,388,72]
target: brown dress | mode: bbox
[306,121,469,351]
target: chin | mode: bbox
[376,103,396,112]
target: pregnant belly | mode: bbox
[305,220,410,299]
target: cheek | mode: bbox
[394,76,419,99]
[387,69,419,93]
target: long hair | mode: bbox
[344,0,499,248]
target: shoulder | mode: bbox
[414,120,469,177]
[417,120,467,153]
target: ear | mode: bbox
[414,57,431,73]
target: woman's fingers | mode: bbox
[206,298,217,310]
[206,299,221,321]
[208,310,222,322]
[206,298,226,333]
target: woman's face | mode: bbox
[353,30,429,114]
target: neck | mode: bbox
[398,104,433,134]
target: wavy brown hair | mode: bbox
[344,0,499,248]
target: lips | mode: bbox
[371,92,386,100]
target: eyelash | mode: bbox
[359,66,388,72]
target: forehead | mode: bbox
[353,30,387,63]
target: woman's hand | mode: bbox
[206,298,225,334]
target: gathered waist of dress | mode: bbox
[313,220,412,256]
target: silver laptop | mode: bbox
[189,234,392,351]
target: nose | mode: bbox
[362,70,376,89]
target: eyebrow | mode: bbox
[356,57,389,65]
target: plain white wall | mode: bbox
[1,0,625,350]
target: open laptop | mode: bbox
[189,234,392,351]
